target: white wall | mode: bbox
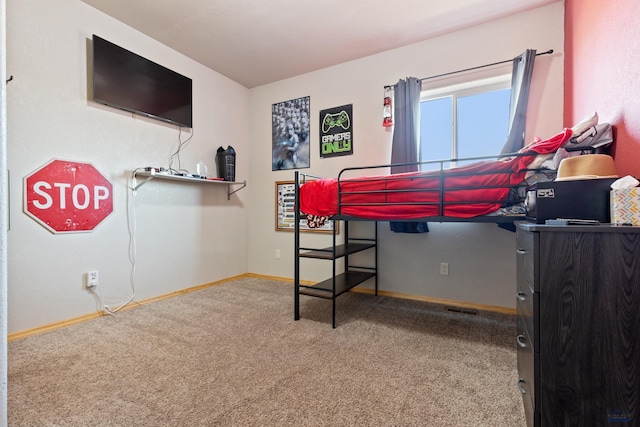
[6,1,565,335]
[1,0,8,420]
[6,0,250,334]
[248,3,565,309]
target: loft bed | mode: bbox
[293,117,609,327]
[297,128,573,224]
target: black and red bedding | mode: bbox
[299,128,573,222]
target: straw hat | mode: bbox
[556,154,618,181]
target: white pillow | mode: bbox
[571,112,599,135]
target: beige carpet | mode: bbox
[8,277,525,426]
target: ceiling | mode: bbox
[80,0,559,89]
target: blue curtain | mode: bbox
[500,49,537,154]
[389,77,429,233]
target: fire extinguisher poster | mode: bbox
[319,104,353,158]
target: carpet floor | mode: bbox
[8,276,526,426]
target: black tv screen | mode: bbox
[92,35,193,128]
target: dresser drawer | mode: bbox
[516,228,537,292]
[517,313,536,421]
[517,313,535,379]
[520,379,536,427]
[517,360,536,427]
[517,289,538,352]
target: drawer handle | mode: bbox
[518,378,528,394]
[516,249,526,255]
[517,291,527,301]
[516,334,527,348]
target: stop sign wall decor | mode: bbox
[24,159,114,233]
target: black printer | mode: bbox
[525,178,617,224]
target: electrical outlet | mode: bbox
[86,270,99,288]
[440,263,449,276]
[275,249,281,259]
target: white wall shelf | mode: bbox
[132,170,246,200]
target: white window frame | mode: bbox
[419,74,512,164]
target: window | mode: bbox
[419,75,511,170]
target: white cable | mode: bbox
[105,172,139,313]
[88,283,107,315]
[168,127,194,173]
[100,172,139,315]
[99,128,189,315]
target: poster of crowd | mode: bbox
[272,96,310,170]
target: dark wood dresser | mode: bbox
[515,221,640,427]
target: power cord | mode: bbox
[100,169,140,315]
[87,281,107,314]
[93,127,192,315]
[168,127,194,175]
[88,170,139,316]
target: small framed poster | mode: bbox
[319,104,353,158]
[275,181,337,233]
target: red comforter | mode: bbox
[300,128,572,220]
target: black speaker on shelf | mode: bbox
[216,146,236,182]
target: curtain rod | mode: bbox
[384,49,553,89]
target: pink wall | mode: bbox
[564,0,640,177]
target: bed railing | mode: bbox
[333,152,552,220]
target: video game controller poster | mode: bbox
[319,104,353,158]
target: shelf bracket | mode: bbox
[227,180,247,200]
[131,173,155,191]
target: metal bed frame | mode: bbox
[293,153,553,327]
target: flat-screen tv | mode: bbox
[92,35,193,128]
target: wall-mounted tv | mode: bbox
[92,35,193,128]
